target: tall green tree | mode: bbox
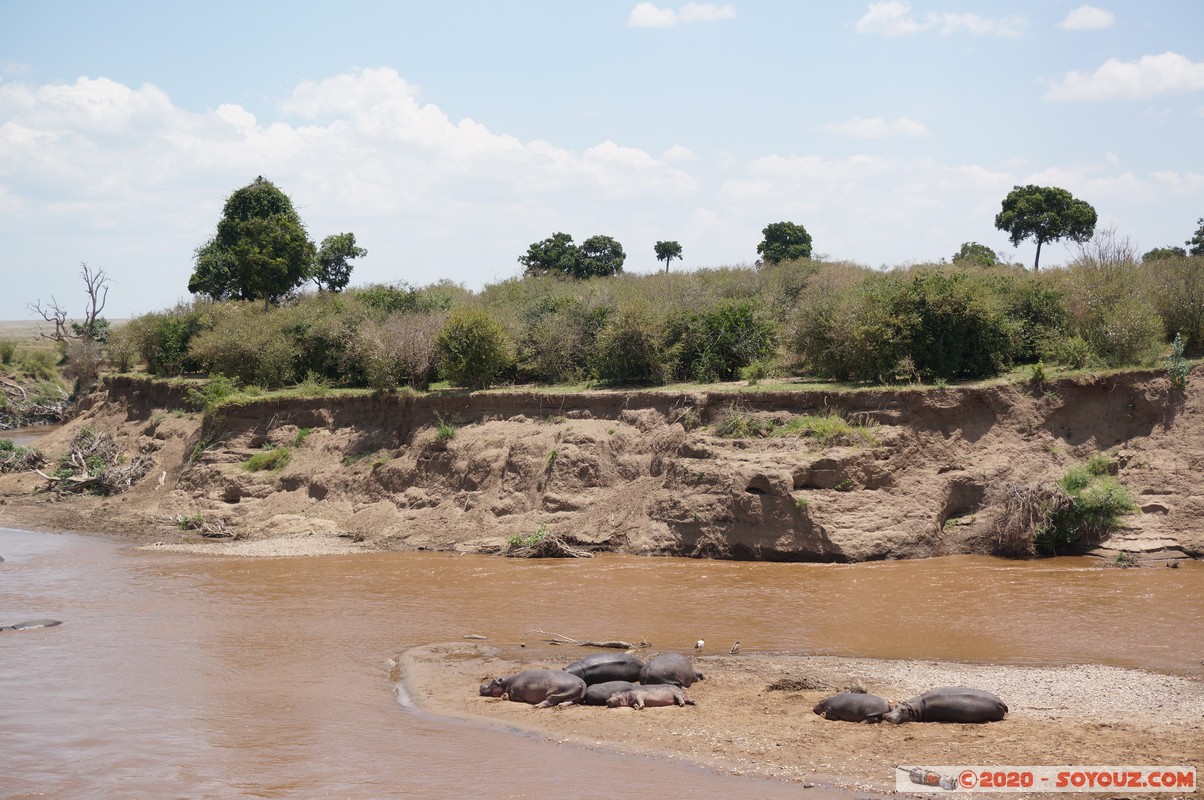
[1187,217,1204,257]
[313,232,366,292]
[757,221,812,264]
[952,242,998,267]
[189,176,316,308]
[518,232,579,277]
[577,235,626,278]
[654,240,683,273]
[994,185,1097,271]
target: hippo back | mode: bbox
[564,653,644,685]
[639,653,703,688]
[887,687,1007,723]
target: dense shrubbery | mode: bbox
[115,246,1201,392]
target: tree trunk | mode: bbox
[1033,238,1044,271]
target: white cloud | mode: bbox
[1045,52,1204,101]
[628,2,735,28]
[822,116,929,138]
[662,143,697,161]
[0,68,703,315]
[855,1,1025,38]
[1058,5,1115,31]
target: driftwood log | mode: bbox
[519,630,651,650]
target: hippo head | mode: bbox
[883,703,914,724]
[479,677,506,697]
[605,693,632,708]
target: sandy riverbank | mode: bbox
[399,642,1204,795]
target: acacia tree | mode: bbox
[1187,217,1204,257]
[994,185,1097,271]
[189,176,316,308]
[654,240,683,273]
[312,232,367,292]
[757,221,812,264]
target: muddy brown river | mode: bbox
[2,527,1201,798]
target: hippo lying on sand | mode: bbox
[564,653,644,685]
[639,653,705,688]
[813,691,891,723]
[479,669,586,708]
[607,684,694,709]
[581,680,637,706]
[0,619,62,631]
[884,687,1008,724]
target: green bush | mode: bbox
[1037,334,1098,369]
[1035,460,1135,554]
[126,305,203,376]
[0,339,16,365]
[185,374,241,411]
[187,303,298,388]
[664,299,777,382]
[242,447,292,472]
[589,304,666,386]
[436,307,514,390]
[104,326,139,372]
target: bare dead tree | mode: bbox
[27,262,110,343]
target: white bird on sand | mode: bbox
[730,641,741,654]
[694,639,704,651]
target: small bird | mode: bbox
[730,641,741,655]
[694,639,704,651]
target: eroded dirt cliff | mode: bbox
[2,370,1200,562]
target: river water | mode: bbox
[2,527,1201,799]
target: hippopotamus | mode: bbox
[639,653,705,688]
[0,619,62,631]
[479,669,586,708]
[564,653,644,685]
[812,691,891,723]
[884,687,1008,724]
[606,684,695,709]
[581,680,637,706]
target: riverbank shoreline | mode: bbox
[401,642,1204,795]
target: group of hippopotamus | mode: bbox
[479,651,703,709]
[813,686,1008,724]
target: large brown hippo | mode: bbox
[0,619,62,631]
[638,653,705,688]
[581,680,637,706]
[479,669,586,708]
[812,691,891,723]
[606,684,695,709]
[564,653,644,685]
[884,687,1008,724]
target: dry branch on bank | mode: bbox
[504,533,594,559]
[33,428,154,495]
[519,630,651,650]
[989,482,1072,556]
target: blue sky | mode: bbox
[1,1,1202,319]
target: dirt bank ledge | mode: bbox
[400,643,1204,795]
[1,369,1201,562]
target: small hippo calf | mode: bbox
[581,680,637,706]
[884,687,1008,724]
[479,669,587,708]
[639,653,705,688]
[812,691,891,723]
[606,684,695,709]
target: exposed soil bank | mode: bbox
[402,642,1204,794]
[1,370,1201,563]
